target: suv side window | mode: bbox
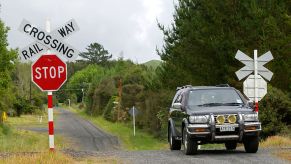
[171,91,182,107]
[175,94,182,103]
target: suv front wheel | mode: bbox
[243,136,259,153]
[169,127,181,150]
[183,126,198,155]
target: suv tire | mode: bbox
[169,127,181,150]
[225,141,237,150]
[244,136,259,153]
[183,126,198,155]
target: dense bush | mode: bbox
[259,86,291,138]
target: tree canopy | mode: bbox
[158,0,291,92]
[0,20,17,114]
[79,42,112,65]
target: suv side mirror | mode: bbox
[173,103,182,109]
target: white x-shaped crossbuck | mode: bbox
[18,19,80,62]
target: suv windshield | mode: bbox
[188,89,243,107]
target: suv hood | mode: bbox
[187,106,254,115]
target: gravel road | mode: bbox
[55,108,119,151]
[53,109,289,164]
[62,148,290,164]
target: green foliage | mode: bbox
[0,123,11,136]
[12,63,46,116]
[0,19,17,117]
[259,86,291,138]
[66,59,173,138]
[90,77,116,115]
[79,42,112,65]
[138,90,174,137]
[158,0,291,92]
[103,96,116,121]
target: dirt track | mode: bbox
[55,108,119,151]
[53,109,290,164]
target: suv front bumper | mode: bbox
[186,121,261,142]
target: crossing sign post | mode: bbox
[18,19,79,151]
[18,19,79,62]
[235,50,273,113]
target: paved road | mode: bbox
[55,108,119,151]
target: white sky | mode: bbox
[0,0,176,63]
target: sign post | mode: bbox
[254,50,259,112]
[19,18,76,151]
[31,54,67,151]
[129,106,139,136]
[48,91,54,151]
[235,50,273,113]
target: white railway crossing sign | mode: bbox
[18,19,80,62]
[243,75,267,101]
[235,49,273,104]
[235,50,273,81]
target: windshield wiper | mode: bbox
[221,102,243,106]
[197,102,243,107]
[197,103,224,107]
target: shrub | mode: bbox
[259,86,291,138]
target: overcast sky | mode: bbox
[0,0,176,63]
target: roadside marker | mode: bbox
[48,91,54,151]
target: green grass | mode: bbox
[65,105,168,150]
[6,115,47,128]
[0,114,67,152]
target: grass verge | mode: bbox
[260,136,291,148]
[0,114,75,163]
[65,105,168,150]
[6,115,47,128]
[260,135,291,161]
[0,152,74,164]
[0,114,68,152]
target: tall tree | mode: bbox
[0,19,17,117]
[158,0,291,92]
[79,42,112,65]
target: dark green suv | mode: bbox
[168,85,261,155]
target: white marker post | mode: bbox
[254,50,259,113]
[46,19,54,151]
[133,106,136,136]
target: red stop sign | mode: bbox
[32,54,67,91]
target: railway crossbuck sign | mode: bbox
[235,50,273,81]
[235,50,273,102]
[18,19,79,62]
[18,19,79,151]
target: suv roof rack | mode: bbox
[176,85,192,91]
[216,84,230,87]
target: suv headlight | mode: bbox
[243,113,258,122]
[189,115,209,123]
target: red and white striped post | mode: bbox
[48,91,54,151]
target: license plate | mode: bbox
[220,125,235,132]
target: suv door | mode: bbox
[170,91,184,137]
